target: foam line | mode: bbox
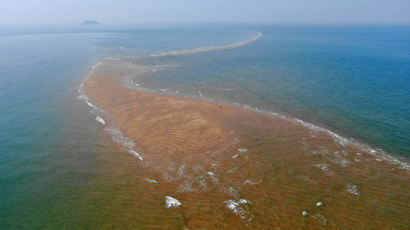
[81,32,409,171]
[95,116,105,125]
[150,32,262,57]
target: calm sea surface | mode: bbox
[0,25,408,228]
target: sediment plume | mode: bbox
[81,33,409,229]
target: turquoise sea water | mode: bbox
[0,25,409,228]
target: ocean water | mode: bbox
[0,25,409,229]
[141,25,410,158]
[0,25,255,229]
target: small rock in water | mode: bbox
[316,202,323,207]
[302,211,308,216]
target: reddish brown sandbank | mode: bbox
[83,61,410,229]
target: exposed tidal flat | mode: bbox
[81,34,410,228]
[1,25,409,229]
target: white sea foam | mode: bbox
[145,178,158,184]
[165,196,181,208]
[86,101,104,114]
[198,89,203,98]
[128,150,143,161]
[313,162,333,175]
[231,102,286,120]
[232,147,248,158]
[104,126,145,161]
[330,151,351,167]
[292,119,409,170]
[371,153,410,170]
[86,101,95,108]
[314,163,329,172]
[228,168,237,174]
[207,171,218,184]
[197,178,208,189]
[177,164,186,177]
[78,94,87,100]
[77,61,105,114]
[346,184,360,196]
[223,200,248,219]
[295,119,350,146]
[177,175,209,193]
[244,179,260,185]
[178,180,198,193]
[311,213,327,225]
[163,171,175,182]
[238,148,248,153]
[224,186,239,198]
[105,127,135,149]
[95,116,105,125]
[150,32,262,58]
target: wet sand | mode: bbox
[83,60,410,229]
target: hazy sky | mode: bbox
[1,0,410,25]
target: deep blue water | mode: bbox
[0,25,408,228]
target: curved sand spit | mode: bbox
[81,33,409,229]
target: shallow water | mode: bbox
[0,25,255,229]
[82,55,410,229]
[0,25,409,229]
[140,25,410,158]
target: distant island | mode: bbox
[81,20,100,25]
